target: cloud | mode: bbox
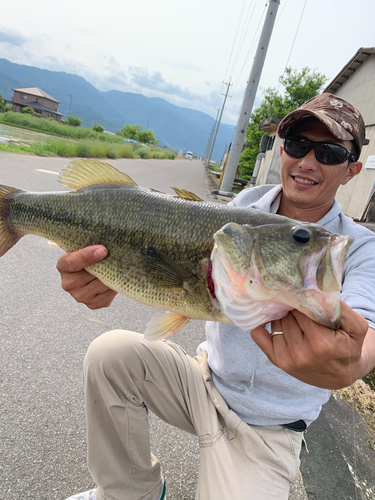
[128,66,201,102]
[0,28,28,46]
[103,55,120,68]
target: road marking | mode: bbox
[35,169,59,175]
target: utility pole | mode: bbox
[221,0,280,192]
[68,95,73,116]
[206,79,232,168]
[204,127,214,161]
[204,108,220,163]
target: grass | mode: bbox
[0,112,123,143]
[0,137,175,159]
[0,113,176,160]
[336,379,375,450]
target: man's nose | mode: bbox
[297,148,318,169]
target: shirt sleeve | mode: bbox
[340,227,375,330]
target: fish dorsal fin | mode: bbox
[171,187,203,202]
[144,312,191,340]
[59,159,137,190]
[150,188,166,194]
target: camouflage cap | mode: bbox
[277,93,366,157]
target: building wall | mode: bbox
[336,124,375,218]
[256,135,282,186]
[332,54,375,218]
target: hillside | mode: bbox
[0,58,234,159]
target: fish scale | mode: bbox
[0,159,353,339]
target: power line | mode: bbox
[231,3,268,97]
[228,0,257,79]
[206,80,232,166]
[223,0,247,82]
[277,0,308,93]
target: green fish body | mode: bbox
[0,159,353,338]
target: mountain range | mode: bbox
[0,58,235,159]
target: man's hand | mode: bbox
[250,301,374,390]
[56,245,118,309]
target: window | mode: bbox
[20,94,28,100]
[54,104,57,109]
[267,135,275,151]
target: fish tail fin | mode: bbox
[0,185,22,257]
[144,312,191,341]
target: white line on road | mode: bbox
[35,169,59,175]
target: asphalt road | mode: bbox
[2,152,373,500]
[0,154,209,500]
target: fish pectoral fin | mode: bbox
[47,240,61,248]
[144,312,191,340]
[145,246,195,288]
[58,159,137,190]
[171,187,203,202]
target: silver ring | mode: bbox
[271,331,284,337]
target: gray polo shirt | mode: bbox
[199,185,375,426]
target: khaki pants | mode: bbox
[84,330,303,500]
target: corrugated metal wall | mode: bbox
[334,54,375,218]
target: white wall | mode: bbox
[333,54,375,218]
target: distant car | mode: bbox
[186,151,193,160]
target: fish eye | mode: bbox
[292,227,311,244]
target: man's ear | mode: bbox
[341,161,363,186]
[280,144,284,156]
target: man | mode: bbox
[61,94,375,500]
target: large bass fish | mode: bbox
[0,159,352,339]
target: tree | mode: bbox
[22,107,35,115]
[66,115,82,127]
[117,124,142,141]
[138,129,159,145]
[237,67,328,179]
[92,121,104,133]
[117,124,159,145]
[0,94,5,112]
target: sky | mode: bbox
[0,0,374,125]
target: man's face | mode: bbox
[279,119,362,215]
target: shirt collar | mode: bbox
[249,184,341,226]
[249,185,283,214]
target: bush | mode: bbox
[5,104,12,112]
[76,142,91,157]
[66,115,82,127]
[92,122,104,133]
[22,107,35,115]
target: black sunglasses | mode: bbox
[284,136,357,165]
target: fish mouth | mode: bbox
[315,234,353,293]
[211,223,353,332]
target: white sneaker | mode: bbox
[64,478,166,500]
[64,489,96,500]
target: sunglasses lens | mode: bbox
[284,137,351,165]
[284,138,310,158]
[315,144,347,164]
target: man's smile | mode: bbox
[291,174,319,187]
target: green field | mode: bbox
[0,113,176,160]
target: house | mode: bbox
[11,87,62,122]
[324,47,375,219]
[254,47,375,220]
